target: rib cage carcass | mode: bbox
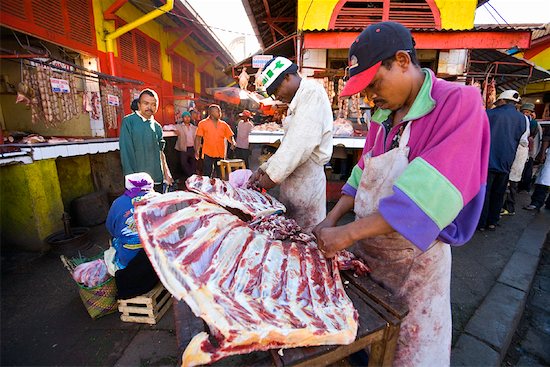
[134,183,360,366]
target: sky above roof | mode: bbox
[185,0,549,62]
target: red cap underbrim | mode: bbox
[340,61,382,97]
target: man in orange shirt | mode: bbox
[195,104,236,178]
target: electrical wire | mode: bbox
[482,3,502,24]
[300,0,314,31]
[487,2,510,25]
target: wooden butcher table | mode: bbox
[174,270,408,366]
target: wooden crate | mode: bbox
[118,283,172,324]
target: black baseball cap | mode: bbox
[341,22,415,97]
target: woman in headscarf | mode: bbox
[105,172,160,299]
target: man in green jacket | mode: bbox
[119,89,173,192]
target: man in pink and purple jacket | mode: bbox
[314,21,490,366]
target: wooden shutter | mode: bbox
[66,0,95,46]
[1,0,96,53]
[119,32,135,64]
[134,33,150,70]
[2,0,28,20]
[333,0,438,30]
[149,41,161,74]
[31,0,65,35]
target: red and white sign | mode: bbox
[107,94,120,106]
[50,78,70,93]
[252,55,273,69]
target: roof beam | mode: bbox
[266,20,288,37]
[197,51,219,72]
[104,0,128,21]
[261,17,294,23]
[261,0,277,44]
[166,29,193,55]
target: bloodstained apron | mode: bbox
[279,158,326,233]
[351,123,452,366]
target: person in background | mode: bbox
[313,22,489,366]
[105,172,159,299]
[478,90,525,231]
[248,56,333,233]
[194,104,236,178]
[189,108,201,125]
[174,111,197,182]
[501,108,530,215]
[524,125,550,210]
[130,98,139,112]
[234,110,255,168]
[119,89,173,192]
[519,103,543,192]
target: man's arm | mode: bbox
[194,135,202,160]
[160,151,173,185]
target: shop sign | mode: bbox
[50,77,70,93]
[252,55,273,69]
[107,94,120,106]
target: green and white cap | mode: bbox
[261,56,298,96]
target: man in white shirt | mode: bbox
[248,57,333,232]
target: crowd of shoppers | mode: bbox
[478,90,549,232]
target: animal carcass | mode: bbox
[134,180,362,366]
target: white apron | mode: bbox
[279,159,326,233]
[351,124,452,367]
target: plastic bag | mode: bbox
[229,169,253,188]
[72,259,109,287]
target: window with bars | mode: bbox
[172,54,195,92]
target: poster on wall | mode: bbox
[50,77,70,93]
[107,94,120,106]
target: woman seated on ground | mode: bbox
[105,172,160,299]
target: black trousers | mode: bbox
[502,181,518,213]
[115,250,159,299]
[519,157,535,192]
[203,154,221,178]
[179,147,197,180]
[234,147,250,168]
[479,171,509,227]
[529,184,550,209]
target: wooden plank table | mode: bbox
[174,271,408,366]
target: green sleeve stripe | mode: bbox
[395,158,463,229]
[346,164,364,190]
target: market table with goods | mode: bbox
[174,271,407,367]
[134,176,408,367]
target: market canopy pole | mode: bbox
[104,0,174,76]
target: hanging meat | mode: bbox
[99,81,122,129]
[486,78,496,108]
[133,177,365,366]
[186,175,285,217]
[238,67,250,90]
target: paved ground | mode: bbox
[503,233,550,366]
[1,191,548,366]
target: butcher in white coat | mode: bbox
[248,57,333,232]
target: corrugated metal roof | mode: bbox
[467,49,550,91]
[241,0,295,50]
[532,23,550,40]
